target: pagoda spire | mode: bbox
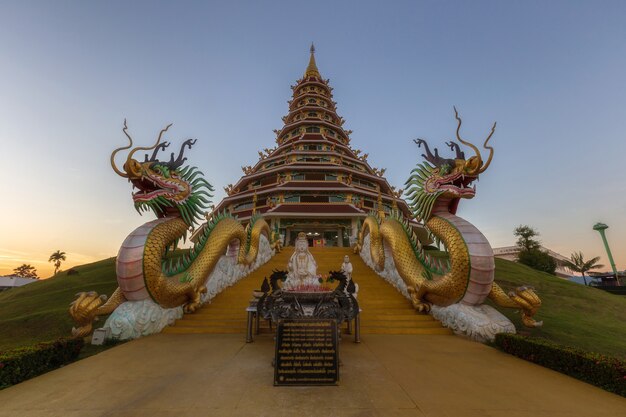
[304,43,321,78]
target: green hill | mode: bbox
[0,258,118,351]
[1,256,625,359]
[492,258,626,358]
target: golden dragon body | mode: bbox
[70,122,277,337]
[356,109,542,327]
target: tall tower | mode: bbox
[593,222,619,281]
[212,45,420,247]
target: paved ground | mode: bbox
[1,334,625,417]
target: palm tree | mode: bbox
[563,252,604,286]
[13,264,39,279]
[48,250,67,275]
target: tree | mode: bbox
[563,251,604,286]
[513,225,556,275]
[517,250,557,275]
[48,250,67,275]
[514,225,541,252]
[13,264,39,279]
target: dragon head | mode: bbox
[405,107,496,221]
[110,120,214,226]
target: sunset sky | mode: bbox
[1,1,625,278]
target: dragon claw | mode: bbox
[407,285,431,313]
[412,301,431,313]
[511,287,542,328]
[69,291,106,338]
[183,286,207,314]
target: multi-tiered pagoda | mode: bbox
[213,45,419,247]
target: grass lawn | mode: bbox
[491,258,626,359]
[0,258,119,352]
[1,255,625,359]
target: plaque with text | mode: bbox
[274,319,339,386]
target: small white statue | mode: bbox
[340,255,353,280]
[340,255,358,298]
[284,232,319,290]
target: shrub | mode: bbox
[0,338,84,389]
[517,249,557,275]
[494,333,626,397]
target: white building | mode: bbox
[0,275,38,291]
[493,246,573,278]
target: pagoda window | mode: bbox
[329,195,344,203]
[344,161,365,171]
[305,126,320,133]
[291,173,305,180]
[284,195,300,203]
[297,155,330,163]
[301,195,329,203]
[260,176,275,186]
[264,160,285,169]
[308,98,316,104]
[305,172,325,181]
[353,178,376,189]
[308,112,317,117]
[234,201,254,211]
[325,174,338,181]
[326,129,335,137]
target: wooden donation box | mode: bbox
[274,319,339,386]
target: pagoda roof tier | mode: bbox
[243,162,383,184]
[253,141,367,168]
[220,182,403,203]
[265,203,365,216]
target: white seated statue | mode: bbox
[284,232,319,290]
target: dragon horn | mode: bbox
[478,121,497,174]
[453,107,482,171]
[126,123,173,166]
[111,119,133,178]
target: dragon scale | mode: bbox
[117,216,269,309]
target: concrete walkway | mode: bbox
[1,334,624,416]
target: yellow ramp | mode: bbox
[163,247,451,335]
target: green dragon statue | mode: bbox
[355,108,542,328]
[69,121,274,337]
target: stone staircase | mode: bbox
[162,247,452,335]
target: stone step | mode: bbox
[360,315,436,322]
[361,327,453,335]
[162,327,245,334]
[163,247,451,336]
[361,320,444,328]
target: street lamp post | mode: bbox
[593,222,620,285]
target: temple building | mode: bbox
[209,45,420,247]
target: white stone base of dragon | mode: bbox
[430,304,514,342]
[101,234,274,341]
[359,234,515,342]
